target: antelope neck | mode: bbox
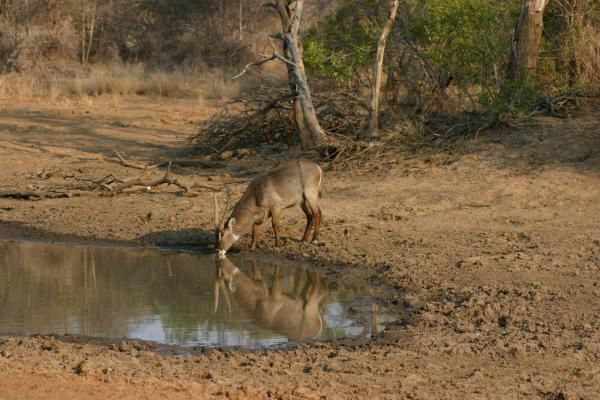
[230,205,258,231]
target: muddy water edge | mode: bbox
[0,237,403,352]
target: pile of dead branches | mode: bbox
[534,93,586,117]
[191,87,295,153]
[190,87,369,154]
[422,113,500,140]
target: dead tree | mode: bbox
[506,0,549,80]
[368,0,400,137]
[234,0,324,150]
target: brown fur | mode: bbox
[216,159,323,253]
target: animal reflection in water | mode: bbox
[213,257,328,341]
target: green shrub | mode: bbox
[304,0,382,83]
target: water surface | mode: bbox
[0,240,394,347]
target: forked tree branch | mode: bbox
[231,55,277,80]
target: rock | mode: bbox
[117,341,130,352]
[455,322,475,333]
[41,340,61,352]
[74,360,90,376]
[219,151,234,160]
[293,386,320,399]
[401,373,424,388]
[202,370,214,379]
[234,148,252,159]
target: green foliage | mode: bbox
[304,0,382,82]
[406,0,519,86]
[304,0,525,116]
[480,77,541,118]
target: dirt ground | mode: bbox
[0,96,599,399]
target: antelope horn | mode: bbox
[213,270,232,313]
[213,191,220,228]
[221,186,232,225]
[213,280,220,313]
[220,278,232,312]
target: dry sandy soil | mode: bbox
[0,96,599,399]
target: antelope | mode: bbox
[214,159,323,257]
[214,256,327,341]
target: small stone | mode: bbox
[293,386,320,399]
[219,151,234,160]
[117,341,130,352]
[74,360,90,376]
[234,148,251,159]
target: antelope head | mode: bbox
[213,190,237,257]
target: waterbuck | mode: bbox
[214,159,323,256]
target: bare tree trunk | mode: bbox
[270,0,324,149]
[24,0,29,36]
[220,0,226,42]
[283,32,323,148]
[506,0,549,80]
[239,0,243,40]
[84,0,97,65]
[368,0,399,137]
[81,0,86,64]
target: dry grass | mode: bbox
[0,63,251,101]
[568,25,600,91]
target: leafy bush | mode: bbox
[405,0,518,86]
[304,0,382,83]
[305,0,522,116]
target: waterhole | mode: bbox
[0,240,397,348]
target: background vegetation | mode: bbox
[1,0,598,145]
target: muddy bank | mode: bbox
[0,99,599,398]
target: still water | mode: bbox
[0,240,394,348]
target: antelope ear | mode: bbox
[227,218,236,229]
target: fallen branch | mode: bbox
[1,162,233,201]
[0,189,90,200]
[113,151,224,170]
[112,162,190,193]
